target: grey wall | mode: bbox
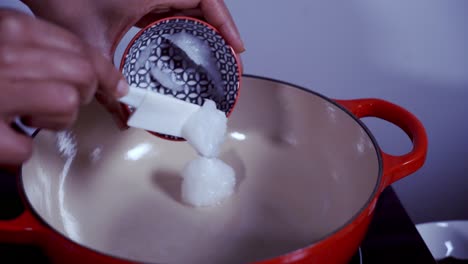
[2,0,468,224]
[223,0,468,224]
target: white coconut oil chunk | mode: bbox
[181,100,227,158]
[180,99,236,207]
[181,157,235,207]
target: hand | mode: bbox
[22,0,245,129]
[22,0,245,55]
[132,0,245,53]
[0,9,128,164]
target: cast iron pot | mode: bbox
[0,75,427,264]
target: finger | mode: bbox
[0,45,98,102]
[0,45,98,103]
[95,92,130,130]
[176,8,204,18]
[21,111,78,131]
[0,80,80,117]
[0,122,32,165]
[135,13,166,28]
[200,0,245,53]
[86,46,128,99]
[0,9,84,54]
[135,9,204,28]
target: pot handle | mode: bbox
[0,210,42,244]
[0,168,44,245]
[335,98,428,188]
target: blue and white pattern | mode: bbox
[121,18,239,140]
[122,19,239,112]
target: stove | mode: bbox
[0,171,436,263]
[349,248,363,264]
[357,187,436,264]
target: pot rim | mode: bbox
[19,74,384,264]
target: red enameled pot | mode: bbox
[0,74,427,264]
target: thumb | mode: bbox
[87,46,129,99]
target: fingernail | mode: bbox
[116,79,129,97]
[233,26,246,53]
[235,37,246,53]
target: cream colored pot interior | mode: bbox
[22,76,380,264]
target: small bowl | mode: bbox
[119,16,241,140]
[416,220,468,261]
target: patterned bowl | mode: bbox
[119,16,241,140]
